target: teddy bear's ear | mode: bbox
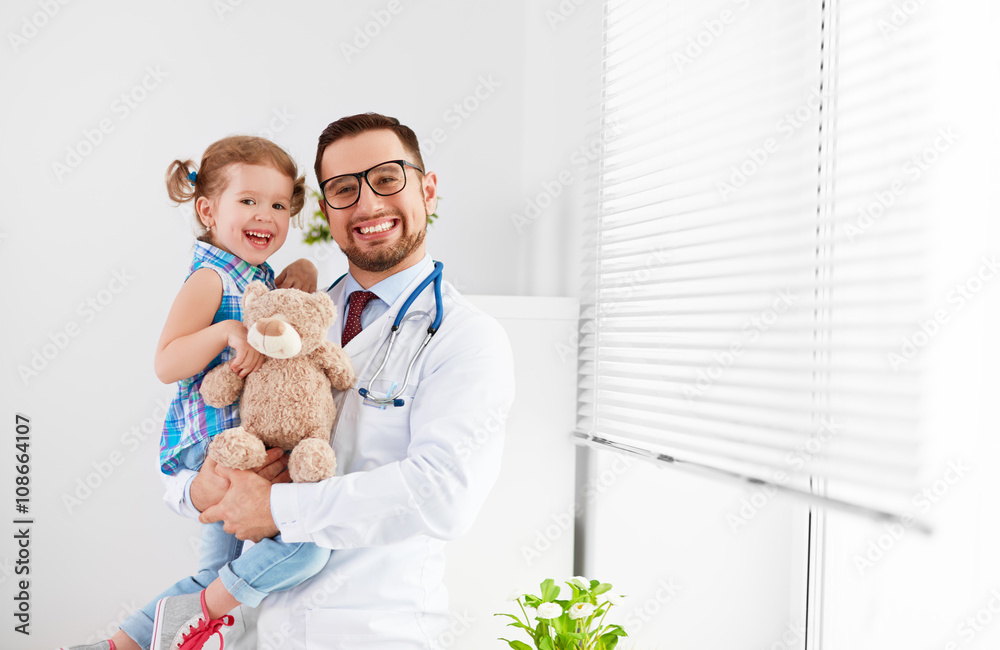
[312,291,337,324]
[244,281,270,308]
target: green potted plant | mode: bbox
[496,577,628,650]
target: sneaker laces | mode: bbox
[176,591,235,650]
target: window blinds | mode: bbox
[577,0,929,522]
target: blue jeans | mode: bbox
[121,441,331,648]
[120,522,330,649]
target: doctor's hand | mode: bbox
[199,463,280,542]
[275,258,318,292]
[190,448,288,513]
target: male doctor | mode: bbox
[185,112,515,648]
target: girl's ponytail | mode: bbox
[165,159,197,204]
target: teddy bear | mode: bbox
[200,281,355,483]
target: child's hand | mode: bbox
[227,322,265,378]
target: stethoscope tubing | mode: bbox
[351,261,444,407]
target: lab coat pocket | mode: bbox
[305,608,426,648]
[346,377,416,466]
[357,377,417,412]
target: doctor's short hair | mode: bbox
[314,113,425,184]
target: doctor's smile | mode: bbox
[352,215,403,240]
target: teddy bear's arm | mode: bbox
[201,363,245,407]
[311,341,356,391]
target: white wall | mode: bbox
[0,1,598,647]
[445,296,578,648]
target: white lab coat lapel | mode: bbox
[326,262,437,474]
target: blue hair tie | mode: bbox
[187,170,197,184]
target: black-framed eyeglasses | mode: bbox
[319,160,424,210]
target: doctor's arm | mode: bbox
[164,448,290,521]
[268,318,516,548]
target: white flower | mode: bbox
[568,602,597,620]
[536,602,564,619]
[508,588,529,601]
[606,593,626,606]
[569,576,590,590]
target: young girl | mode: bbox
[64,136,331,650]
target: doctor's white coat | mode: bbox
[166,258,515,649]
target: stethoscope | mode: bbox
[329,261,444,407]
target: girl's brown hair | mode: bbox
[166,135,306,241]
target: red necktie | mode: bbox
[342,291,377,346]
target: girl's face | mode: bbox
[196,163,294,266]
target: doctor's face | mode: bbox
[318,130,438,281]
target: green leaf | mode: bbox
[539,635,555,650]
[597,635,620,650]
[301,190,333,246]
[592,583,613,596]
[507,621,535,633]
[498,638,534,650]
[494,613,532,632]
[540,578,560,602]
[601,625,627,637]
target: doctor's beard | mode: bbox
[342,209,427,273]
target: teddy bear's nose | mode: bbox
[258,318,287,337]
